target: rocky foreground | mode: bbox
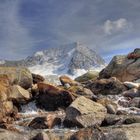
[0,49,140,140]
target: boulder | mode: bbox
[32,132,50,140]
[75,70,99,83]
[32,73,45,84]
[0,129,29,140]
[59,75,79,86]
[102,123,140,140]
[0,74,11,86]
[34,130,74,140]
[124,81,140,89]
[65,96,107,128]
[0,101,16,124]
[70,123,140,140]
[0,77,18,124]
[68,85,94,99]
[31,84,39,97]
[122,88,140,98]
[127,48,140,59]
[2,101,14,115]
[0,74,12,102]
[129,97,140,108]
[0,67,33,89]
[86,77,126,95]
[8,85,32,104]
[99,54,140,82]
[97,97,118,114]
[0,85,9,102]
[134,79,140,83]
[116,110,129,115]
[37,83,73,110]
[106,104,117,114]
[28,115,61,129]
[70,128,104,140]
[103,114,140,126]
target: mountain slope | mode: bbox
[0,42,105,76]
[27,42,105,75]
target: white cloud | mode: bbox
[103,18,132,35]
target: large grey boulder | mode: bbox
[9,85,32,104]
[65,96,107,128]
[99,55,140,82]
[0,67,33,89]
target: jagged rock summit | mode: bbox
[0,42,105,76]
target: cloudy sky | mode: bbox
[0,0,140,61]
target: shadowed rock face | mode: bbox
[99,54,140,82]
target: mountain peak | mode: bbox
[0,42,105,76]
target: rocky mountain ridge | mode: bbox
[0,42,105,76]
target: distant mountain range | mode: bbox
[0,42,105,76]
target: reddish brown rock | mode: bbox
[59,75,79,86]
[37,83,74,110]
[127,48,140,59]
